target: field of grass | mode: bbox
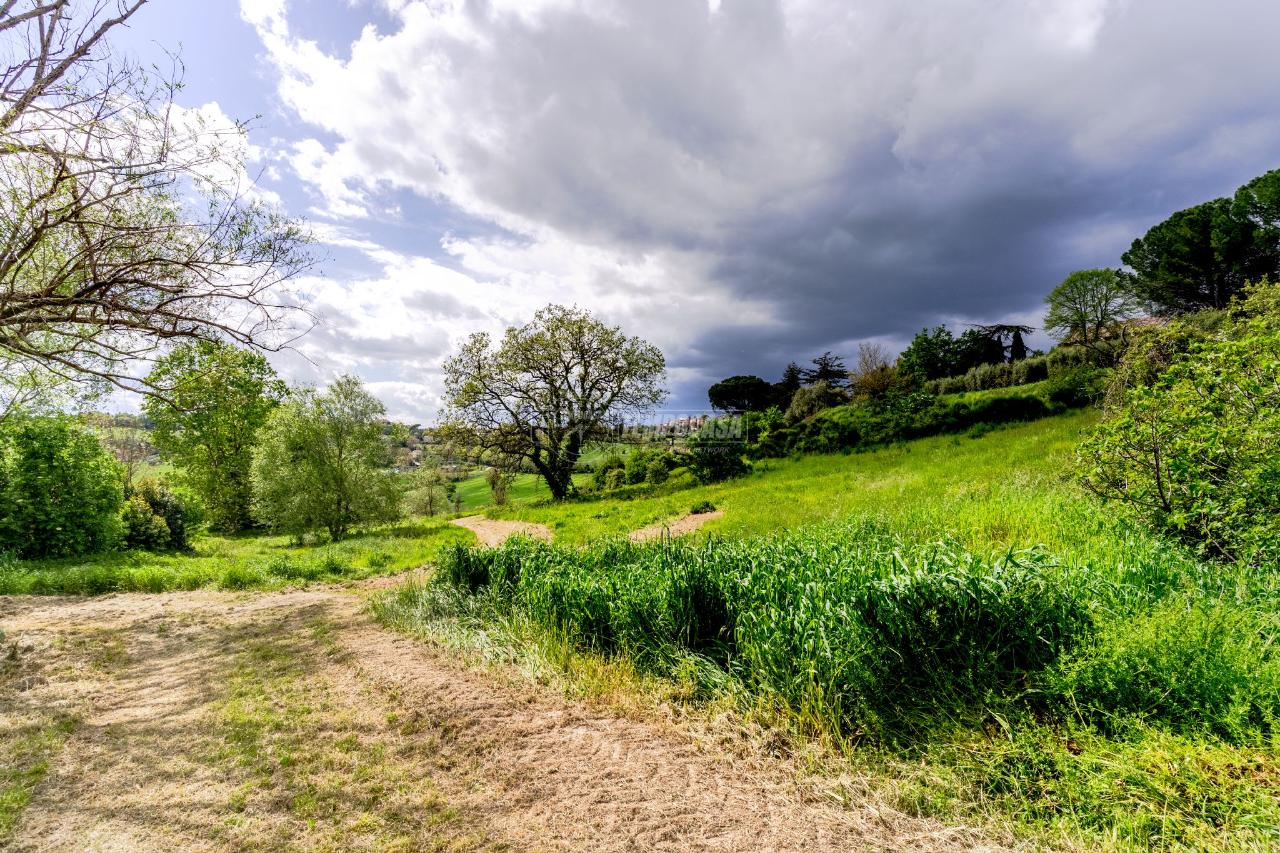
[499,411,1114,555]
[0,518,474,595]
[939,379,1051,406]
[380,410,1280,850]
[452,469,593,512]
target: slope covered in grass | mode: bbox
[383,411,1280,850]
[500,411,1123,559]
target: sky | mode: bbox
[112,0,1280,421]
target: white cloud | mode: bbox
[236,0,1280,418]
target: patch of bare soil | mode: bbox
[629,509,725,542]
[0,588,1003,852]
[451,515,553,547]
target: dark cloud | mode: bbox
[246,0,1280,413]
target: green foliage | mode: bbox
[707,374,775,413]
[120,495,171,551]
[592,453,626,490]
[251,375,403,541]
[1123,170,1280,313]
[406,462,451,517]
[1044,268,1143,355]
[0,416,123,558]
[0,519,470,595]
[687,423,750,484]
[898,326,958,381]
[1051,600,1280,741]
[800,351,851,389]
[120,479,195,551]
[645,459,669,485]
[1044,362,1107,409]
[143,342,286,532]
[784,379,848,423]
[441,304,667,499]
[1079,281,1280,561]
[603,467,626,491]
[435,523,1092,734]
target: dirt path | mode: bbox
[451,515,553,547]
[0,589,1000,852]
[629,510,725,542]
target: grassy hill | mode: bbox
[381,409,1280,851]
[498,409,1107,555]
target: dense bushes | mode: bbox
[774,388,1064,456]
[0,417,124,558]
[687,425,750,484]
[121,480,198,551]
[1052,600,1280,741]
[1079,281,1280,562]
[924,347,1100,395]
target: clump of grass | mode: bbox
[0,714,77,842]
[432,522,1097,736]
[410,507,1280,849]
[690,500,716,514]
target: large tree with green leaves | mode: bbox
[1044,268,1143,358]
[897,326,957,381]
[143,342,286,532]
[1122,170,1280,313]
[441,305,667,500]
[251,375,402,541]
[707,375,774,413]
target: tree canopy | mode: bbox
[441,305,666,500]
[1044,268,1142,356]
[251,375,401,540]
[1122,170,1280,313]
[707,375,774,413]
[143,341,287,532]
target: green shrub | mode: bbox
[0,416,124,558]
[121,495,171,551]
[784,380,848,423]
[603,468,626,491]
[1079,281,1280,561]
[645,459,669,485]
[1044,363,1105,408]
[592,454,626,490]
[687,427,750,484]
[125,479,196,551]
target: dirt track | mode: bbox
[0,587,1000,852]
[629,510,725,542]
[451,515,553,547]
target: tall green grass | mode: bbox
[379,411,1280,849]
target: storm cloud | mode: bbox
[241,0,1280,414]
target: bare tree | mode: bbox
[101,425,151,488]
[0,1,312,413]
[855,341,890,377]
